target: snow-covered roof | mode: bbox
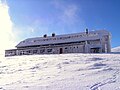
[16,30,110,48]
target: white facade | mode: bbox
[5,30,111,56]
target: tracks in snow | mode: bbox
[90,69,119,90]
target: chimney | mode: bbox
[52,33,55,37]
[43,34,47,38]
[85,28,89,34]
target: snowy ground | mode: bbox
[0,53,120,90]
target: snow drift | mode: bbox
[0,53,120,90]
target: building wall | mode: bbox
[5,44,86,56]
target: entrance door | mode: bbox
[59,48,63,54]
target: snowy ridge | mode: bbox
[112,46,120,52]
[0,53,120,90]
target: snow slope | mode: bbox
[112,46,120,52]
[0,53,120,90]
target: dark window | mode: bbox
[20,52,22,55]
[47,49,52,52]
[27,50,31,54]
[87,41,90,44]
[90,48,100,53]
[28,50,31,53]
[65,47,68,49]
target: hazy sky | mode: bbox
[0,0,120,53]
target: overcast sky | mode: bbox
[0,0,120,53]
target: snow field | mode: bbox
[0,53,120,90]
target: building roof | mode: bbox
[16,30,110,48]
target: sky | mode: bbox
[0,0,120,53]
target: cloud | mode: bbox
[50,0,86,35]
[61,4,78,24]
[0,1,16,54]
[52,0,80,25]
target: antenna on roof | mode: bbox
[85,28,89,34]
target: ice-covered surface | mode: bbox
[0,53,120,90]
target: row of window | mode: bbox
[23,33,98,43]
[87,39,100,45]
[6,45,84,56]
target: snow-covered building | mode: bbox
[5,30,111,56]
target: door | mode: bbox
[59,48,63,54]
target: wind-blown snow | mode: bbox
[0,53,120,90]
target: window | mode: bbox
[47,49,52,52]
[87,41,90,44]
[28,50,31,53]
[40,49,45,53]
[87,39,100,45]
[27,50,31,54]
[104,35,108,41]
[90,48,100,53]
[65,47,68,49]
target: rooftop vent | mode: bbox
[43,34,47,38]
[85,28,89,34]
[52,33,55,37]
